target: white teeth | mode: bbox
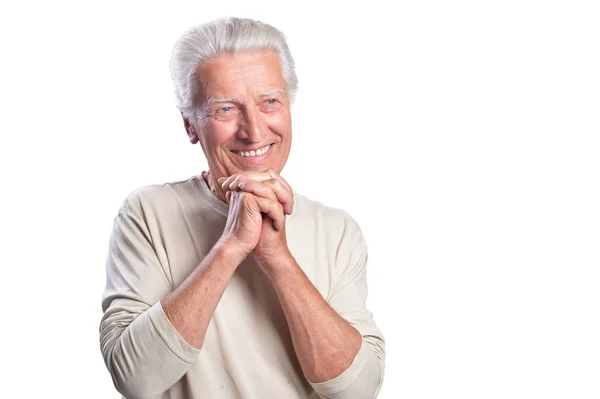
[236,144,271,157]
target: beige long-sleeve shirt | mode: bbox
[100,174,385,399]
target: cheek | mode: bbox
[203,120,239,146]
[267,110,291,132]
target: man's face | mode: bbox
[187,50,292,178]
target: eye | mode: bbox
[213,104,240,120]
[265,98,277,104]
[214,105,238,115]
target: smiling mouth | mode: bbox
[231,143,273,158]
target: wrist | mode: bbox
[215,237,250,265]
[256,250,296,277]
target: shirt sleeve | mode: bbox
[99,191,201,399]
[308,211,386,399]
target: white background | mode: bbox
[1,1,599,398]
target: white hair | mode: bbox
[169,17,298,123]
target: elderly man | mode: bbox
[100,17,385,399]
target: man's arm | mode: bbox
[100,193,246,399]
[266,255,363,381]
[160,239,247,349]
[219,170,385,398]
[261,214,385,399]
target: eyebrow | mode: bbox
[206,97,237,105]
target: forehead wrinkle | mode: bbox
[224,65,268,76]
[260,88,285,97]
[220,67,268,87]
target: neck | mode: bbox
[202,170,228,204]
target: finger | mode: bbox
[218,173,242,192]
[257,169,293,198]
[220,170,294,214]
[261,178,294,215]
[218,175,234,189]
[264,169,293,198]
[220,170,292,197]
[252,195,285,231]
[231,179,278,201]
[233,178,293,215]
[239,179,294,215]
[220,173,241,192]
[225,175,252,193]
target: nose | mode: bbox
[237,103,267,142]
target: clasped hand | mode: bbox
[218,169,294,268]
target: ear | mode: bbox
[182,114,199,145]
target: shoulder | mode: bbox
[117,175,200,219]
[292,190,364,244]
[291,191,368,285]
